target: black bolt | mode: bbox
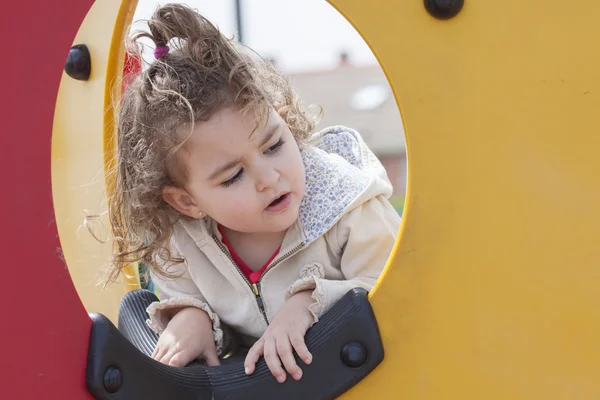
[64,44,91,81]
[340,342,367,368]
[103,366,122,393]
[424,0,464,20]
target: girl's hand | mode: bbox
[151,306,221,368]
[244,291,314,383]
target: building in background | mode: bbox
[289,56,406,206]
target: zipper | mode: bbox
[260,242,306,284]
[254,241,305,323]
[212,235,306,325]
[212,235,270,324]
[251,282,266,323]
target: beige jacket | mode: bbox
[147,126,401,354]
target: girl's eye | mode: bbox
[221,169,243,187]
[264,138,285,155]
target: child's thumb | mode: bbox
[204,349,221,367]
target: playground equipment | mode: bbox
[3,0,600,398]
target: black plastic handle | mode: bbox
[86,288,384,400]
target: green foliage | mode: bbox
[390,196,405,215]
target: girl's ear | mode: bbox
[162,186,204,219]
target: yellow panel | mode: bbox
[53,0,600,397]
[328,0,600,398]
[52,0,139,322]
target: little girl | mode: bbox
[109,3,400,384]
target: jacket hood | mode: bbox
[297,125,393,243]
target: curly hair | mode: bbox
[102,3,319,283]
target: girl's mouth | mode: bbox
[266,193,291,212]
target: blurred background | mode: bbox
[132,0,406,214]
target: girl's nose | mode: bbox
[255,163,280,192]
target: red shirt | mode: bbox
[218,225,280,284]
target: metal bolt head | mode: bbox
[424,0,464,20]
[340,342,367,368]
[103,366,122,393]
[65,44,91,81]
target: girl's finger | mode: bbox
[152,343,167,362]
[168,351,188,367]
[203,347,221,367]
[151,344,160,359]
[277,335,302,380]
[289,333,312,365]
[159,345,178,366]
[264,336,285,383]
[244,339,264,375]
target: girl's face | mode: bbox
[163,106,306,234]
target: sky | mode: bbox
[132,0,379,73]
